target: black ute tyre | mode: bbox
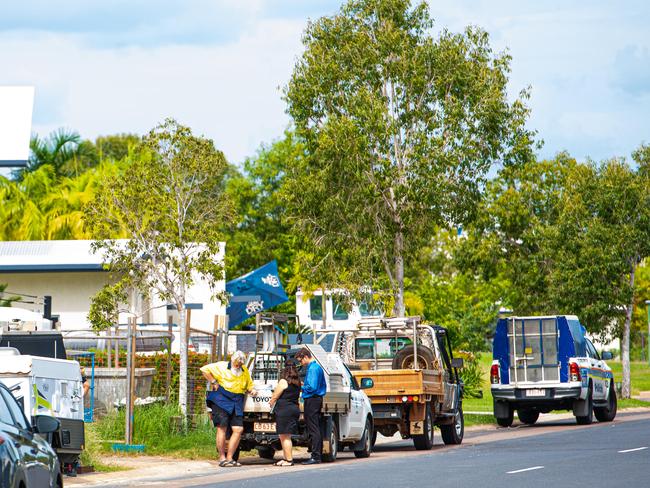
[392,345,435,370]
[354,418,373,458]
[257,446,275,460]
[322,420,338,462]
[371,429,378,448]
[576,385,594,425]
[594,381,617,422]
[412,403,434,450]
[517,408,540,425]
[440,406,464,445]
[495,404,514,427]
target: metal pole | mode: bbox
[115,325,120,369]
[412,318,418,369]
[321,287,327,330]
[167,315,173,403]
[646,300,650,367]
[125,317,134,444]
[107,327,112,369]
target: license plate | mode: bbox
[254,422,276,432]
[525,389,546,397]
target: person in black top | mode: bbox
[270,364,301,466]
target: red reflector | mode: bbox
[407,396,413,402]
[0,435,4,445]
[569,362,581,381]
[490,364,500,384]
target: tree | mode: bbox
[559,156,650,398]
[284,0,535,315]
[0,283,20,307]
[223,131,304,296]
[459,153,650,398]
[86,119,231,417]
[14,129,82,180]
[456,153,577,316]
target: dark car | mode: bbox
[0,383,62,488]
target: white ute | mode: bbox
[238,314,374,462]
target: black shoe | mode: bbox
[301,458,321,465]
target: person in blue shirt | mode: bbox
[295,348,327,464]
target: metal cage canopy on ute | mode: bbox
[493,315,587,385]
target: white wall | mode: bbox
[2,271,109,330]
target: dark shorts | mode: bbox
[211,405,243,428]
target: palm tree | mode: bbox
[13,129,82,180]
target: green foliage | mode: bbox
[0,161,122,240]
[458,153,650,338]
[87,281,128,332]
[223,131,305,303]
[284,0,535,315]
[86,119,231,323]
[0,283,20,307]
[93,403,218,458]
[456,351,485,399]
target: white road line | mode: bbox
[507,466,545,474]
[618,447,648,453]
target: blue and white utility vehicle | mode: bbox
[491,315,616,426]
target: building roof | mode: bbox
[0,240,106,272]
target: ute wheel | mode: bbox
[392,345,435,370]
[576,385,594,425]
[354,418,373,458]
[371,428,378,448]
[594,380,617,422]
[441,406,464,445]
[257,446,275,460]
[495,403,514,427]
[412,403,434,450]
[322,420,338,463]
[517,408,539,425]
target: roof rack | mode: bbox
[355,316,421,330]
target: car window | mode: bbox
[309,296,323,320]
[343,364,359,390]
[0,391,14,426]
[586,340,600,360]
[0,388,29,430]
[354,337,412,360]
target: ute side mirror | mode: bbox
[451,358,464,369]
[33,415,60,434]
[601,351,613,360]
[359,377,374,389]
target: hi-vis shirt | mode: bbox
[200,361,253,394]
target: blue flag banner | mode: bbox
[225,260,289,328]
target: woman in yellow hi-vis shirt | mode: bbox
[201,351,257,467]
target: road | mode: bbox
[71,410,650,488]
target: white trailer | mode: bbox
[0,348,85,466]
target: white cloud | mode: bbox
[1,0,649,167]
[0,18,305,165]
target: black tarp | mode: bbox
[0,331,67,359]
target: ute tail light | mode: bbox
[490,364,500,384]
[569,362,581,382]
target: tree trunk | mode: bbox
[393,229,405,317]
[621,263,636,399]
[178,306,188,418]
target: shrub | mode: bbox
[456,351,485,399]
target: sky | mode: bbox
[1,0,648,166]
